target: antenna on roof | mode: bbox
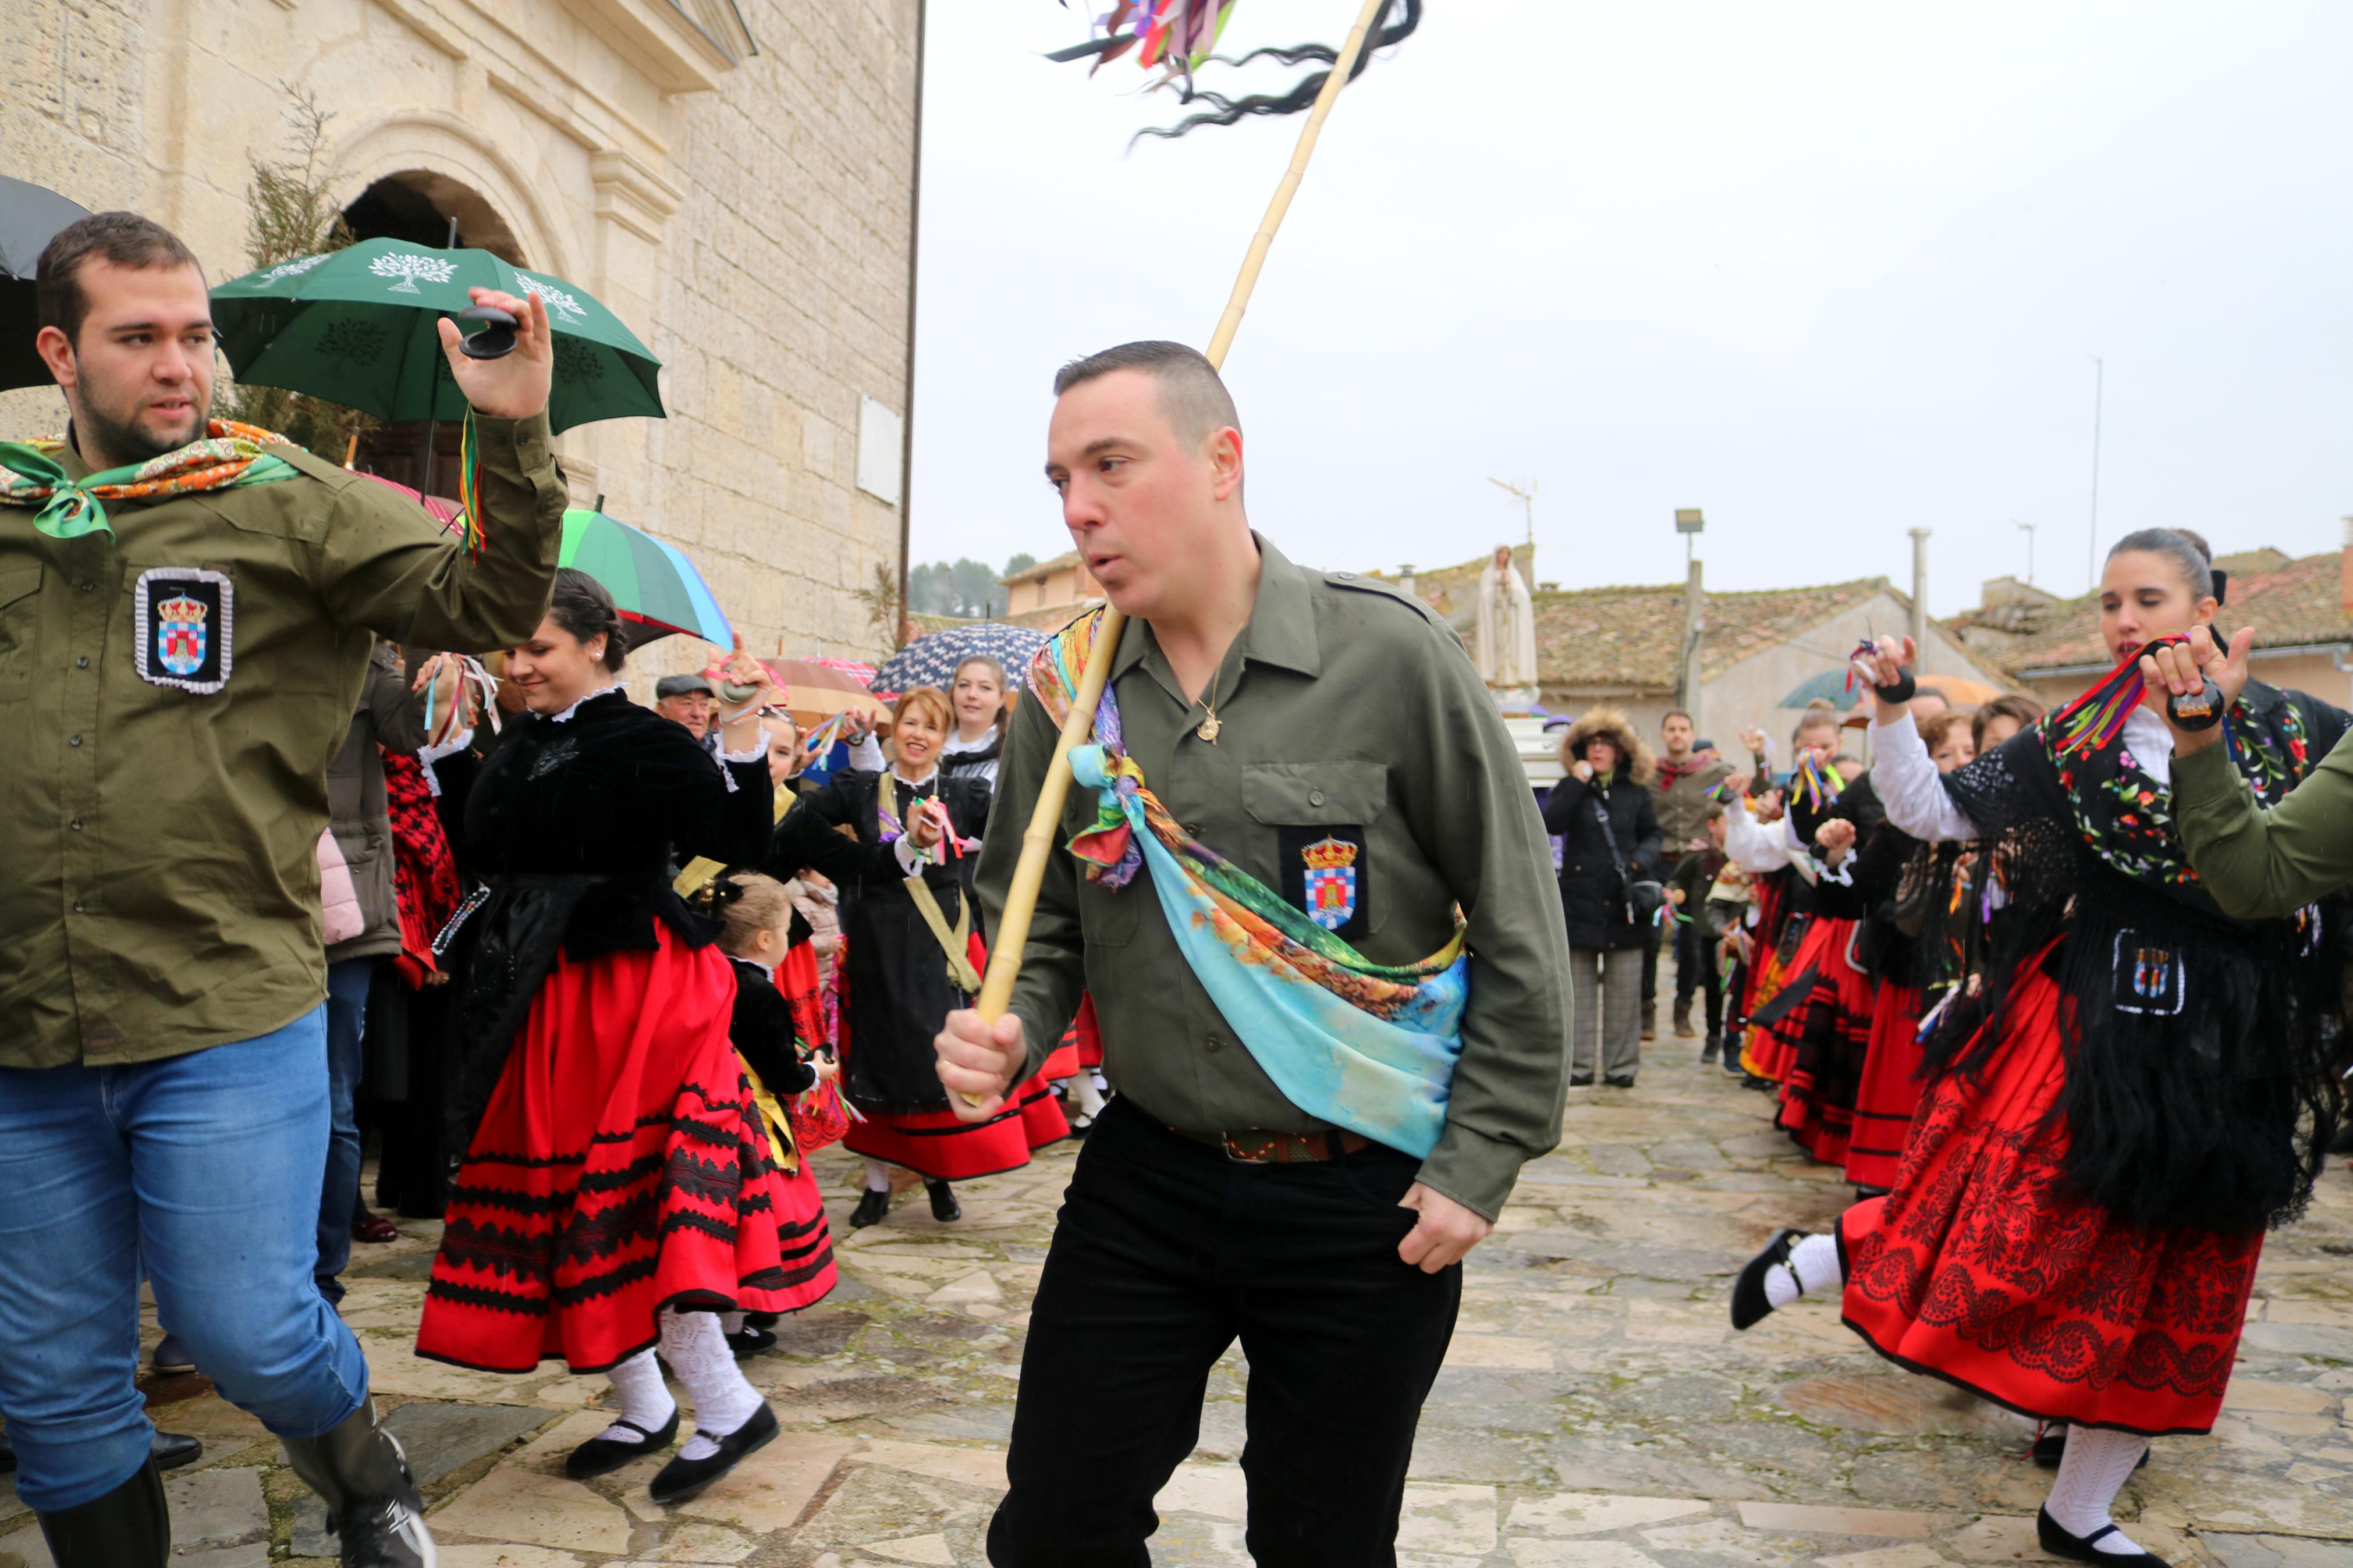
[1488,477,1536,552]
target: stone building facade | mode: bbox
[2,0,920,664]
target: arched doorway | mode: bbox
[343,171,528,498]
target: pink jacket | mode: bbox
[318,831,364,948]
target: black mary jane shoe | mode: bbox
[926,1180,961,1222]
[2037,1507,2169,1565]
[742,1310,780,1329]
[849,1188,891,1228]
[1730,1228,1808,1331]
[650,1402,778,1506]
[724,1325,777,1358]
[565,1407,681,1480]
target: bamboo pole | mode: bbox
[966,0,1393,1096]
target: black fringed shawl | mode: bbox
[1925,681,2350,1234]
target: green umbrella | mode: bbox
[559,507,734,650]
[210,238,663,433]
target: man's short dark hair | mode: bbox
[1661,709,1694,727]
[1052,340,1241,447]
[36,211,204,349]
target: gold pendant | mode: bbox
[1197,714,1222,744]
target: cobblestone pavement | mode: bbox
[7,1058,2353,1567]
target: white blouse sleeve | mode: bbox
[1723,799,1794,873]
[1871,714,1981,842]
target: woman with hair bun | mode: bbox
[1729,530,2349,1565]
[771,685,1067,1229]
[413,568,808,1503]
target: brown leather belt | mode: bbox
[1168,1126,1371,1164]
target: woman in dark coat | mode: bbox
[1544,709,1663,1086]
[769,687,1067,1229]
[416,570,821,1503]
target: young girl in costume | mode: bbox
[415,570,826,1504]
[771,687,1066,1229]
[1730,531,2347,1565]
[564,870,843,1481]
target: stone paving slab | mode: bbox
[6,1057,2353,1565]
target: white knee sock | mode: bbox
[658,1307,764,1461]
[863,1158,893,1193]
[1762,1232,1844,1309]
[597,1347,676,1445]
[2045,1426,2152,1552]
[1064,1072,1106,1117]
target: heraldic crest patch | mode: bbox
[134,567,233,694]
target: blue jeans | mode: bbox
[0,1010,371,1511]
[316,957,377,1303]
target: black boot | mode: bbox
[849,1187,890,1228]
[926,1180,961,1222]
[37,1456,169,1568]
[280,1401,435,1567]
[152,1430,204,1471]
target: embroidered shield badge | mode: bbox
[1301,835,1359,932]
[133,567,233,694]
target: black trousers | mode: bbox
[988,1096,1460,1567]
[1672,919,1724,1034]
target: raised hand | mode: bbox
[1855,635,1917,692]
[1815,817,1858,861]
[2141,624,2255,755]
[436,287,553,420]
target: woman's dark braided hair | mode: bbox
[546,566,626,673]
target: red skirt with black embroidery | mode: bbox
[417,925,837,1375]
[1772,918,1874,1167]
[837,931,1071,1183]
[1839,943,2260,1436]
[1843,980,1925,1192]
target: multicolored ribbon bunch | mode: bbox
[2050,634,2189,758]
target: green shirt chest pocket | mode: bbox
[1243,761,1390,938]
[0,563,42,697]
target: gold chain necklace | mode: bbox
[1195,661,1226,744]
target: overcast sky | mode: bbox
[906,2,2351,614]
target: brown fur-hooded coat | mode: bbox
[1542,709,1664,950]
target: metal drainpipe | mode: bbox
[893,0,928,648]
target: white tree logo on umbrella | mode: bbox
[517,276,587,322]
[260,254,329,285]
[370,253,457,294]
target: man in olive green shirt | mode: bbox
[939,342,1571,1565]
[0,212,563,1568]
[2149,630,2353,915]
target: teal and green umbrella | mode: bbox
[210,238,663,433]
[559,507,733,649]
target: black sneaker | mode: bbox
[1731,1228,1807,1331]
[2036,1506,2168,1565]
[849,1188,890,1228]
[926,1180,961,1222]
[565,1407,680,1480]
[650,1402,778,1506]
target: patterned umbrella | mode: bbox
[869,622,1050,697]
[558,507,732,649]
[762,659,892,731]
[210,239,663,433]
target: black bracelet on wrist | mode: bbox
[1874,670,1917,705]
